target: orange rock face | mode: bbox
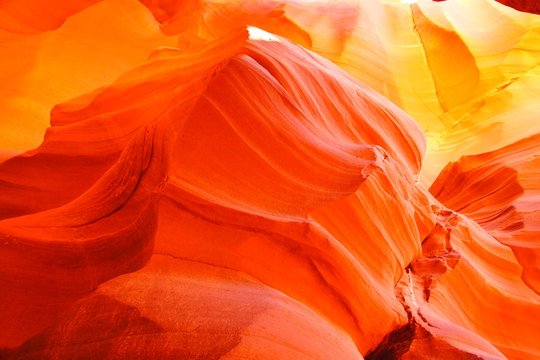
[431,134,540,297]
[0,1,539,359]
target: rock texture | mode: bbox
[0,0,539,359]
[431,134,540,296]
[434,0,540,14]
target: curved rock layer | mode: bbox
[8,256,363,360]
[0,0,179,152]
[431,134,540,296]
[0,0,539,359]
[128,0,540,184]
[2,0,540,185]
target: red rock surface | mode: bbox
[0,1,539,359]
[434,0,540,14]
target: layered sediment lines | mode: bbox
[1,0,539,359]
[431,134,540,296]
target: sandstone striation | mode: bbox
[0,0,539,359]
